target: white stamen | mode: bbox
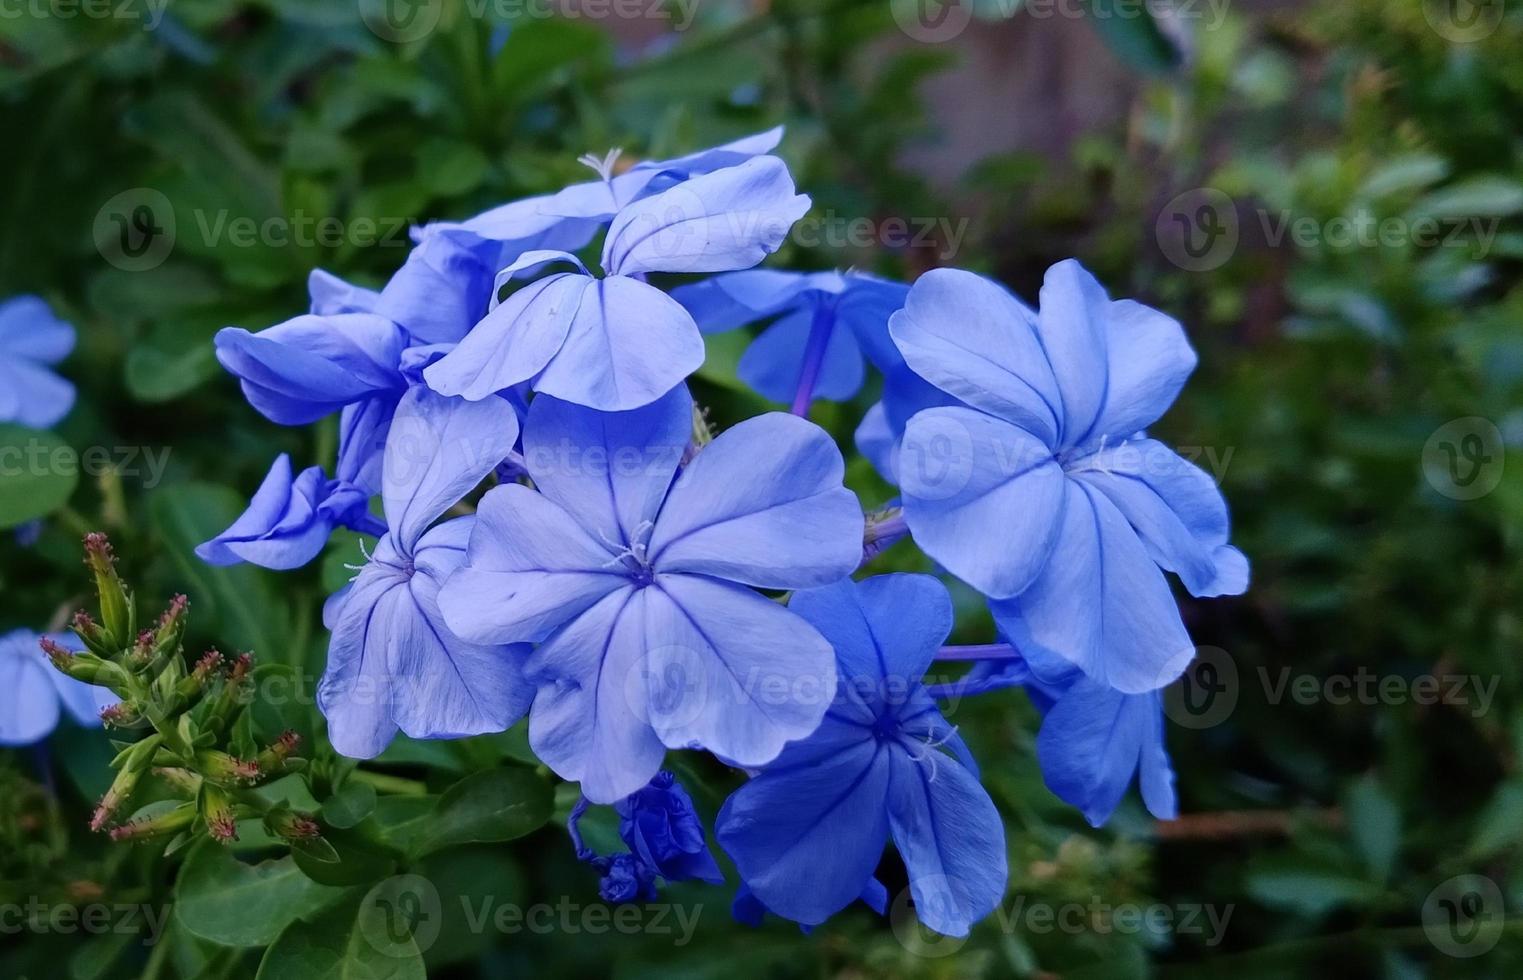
[576,147,624,183]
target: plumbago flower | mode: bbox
[671,269,909,412]
[946,642,1176,827]
[0,295,75,429]
[891,261,1249,693]
[316,386,533,758]
[716,575,1006,938]
[439,383,864,803]
[567,770,724,902]
[0,631,114,746]
[424,157,811,411]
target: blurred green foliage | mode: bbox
[2,0,1521,976]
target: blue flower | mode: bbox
[957,644,1176,827]
[195,453,385,571]
[671,269,908,411]
[316,386,533,758]
[439,384,863,803]
[0,296,75,430]
[715,575,1006,938]
[616,771,724,885]
[424,157,811,411]
[427,128,787,259]
[0,631,114,747]
[890,261,1249,693]
[566,770,724,901]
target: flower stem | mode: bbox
[350,770,428,796]
[790,305,835,417]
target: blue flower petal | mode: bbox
[195,455,337,570]
[0,357,75,430]
[0,295,74,362]
[380,387,519,552]
[649,412,863,590]
[1033,259,1112,449]
[1035,674,1176,826]
[888,268,1058,445]
[789,575,952,706]
[602,157,809,277]
[641,575,837,768]
[885,744,1007,938]
[307,269,381,316]
[523,387,690,546]
[525,587,663,803]
[377,228,499,344]
[214,314,406,425]
[716,729,891,927]
[737,308,865,404]
[1072,438,1249,597]
[900,406,1066,598]
[440,483,628,644]
[990,481,1196,693]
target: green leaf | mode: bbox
[175,840,348,947]
[411,768,553,858]
[322,782,379,830]
[416,138,489,198]
[1409,176,1523,220]
[1345,775,1401,880]
[1469,780,1523,859]
[1079,0,1183,75]
[0,426,78,528]
[256,894,425,980]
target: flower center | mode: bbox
[602,520,657,587]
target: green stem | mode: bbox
[351,770,429,796]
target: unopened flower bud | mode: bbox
[266,809,322,841]
[108,802,196,843]
[197,751,261,785]
[83,533,134,646]
[200,785,239,843]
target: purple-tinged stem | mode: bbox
[935,643,1019,661]
[861,507,910,564]
[789,304,836,417]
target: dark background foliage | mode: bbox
[2,0,1520,976]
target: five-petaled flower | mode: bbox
[439,383,863,803]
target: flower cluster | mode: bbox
[197,129,1246,937]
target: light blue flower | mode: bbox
[317,386,532,759]
[0,631,114,746]
[438,384,863,803]
[425,157,811,411]
[957,643,1176,827]
[715,575,1006,937]
[891,261,1249,693]
[671,269,908,410]
[0,296,75,430]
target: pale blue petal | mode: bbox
[385,518,533,742]
[531,276,705,411]
[737,308,865,404]
[886,746,1007,938]
[640,575,837,767]
[1035,676,1175,826]
[422,272,589,402]
[716,736,890,927]
[1093,299,1197,440]
[900,406,1066,598]
[308,269,381,315]
[649,412,862,590]
[381,387,520,552]
[1072,438,1249,597]
[1035,259,1111,450]
[522,386,690,545]
[0,358,75,429]
[525,587,664,804]
[336,397,394,495]
[672,269,839,333]
[439,484,627,644]
[887,269,1059,445]
[195,455,335,570]
[378,228,499,344]
[0,295,74,362]
[789,575,952,704]
[603,157,810,277]
[214,314,406,425]
[317,563,406,758]
[990,481,1196,694]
